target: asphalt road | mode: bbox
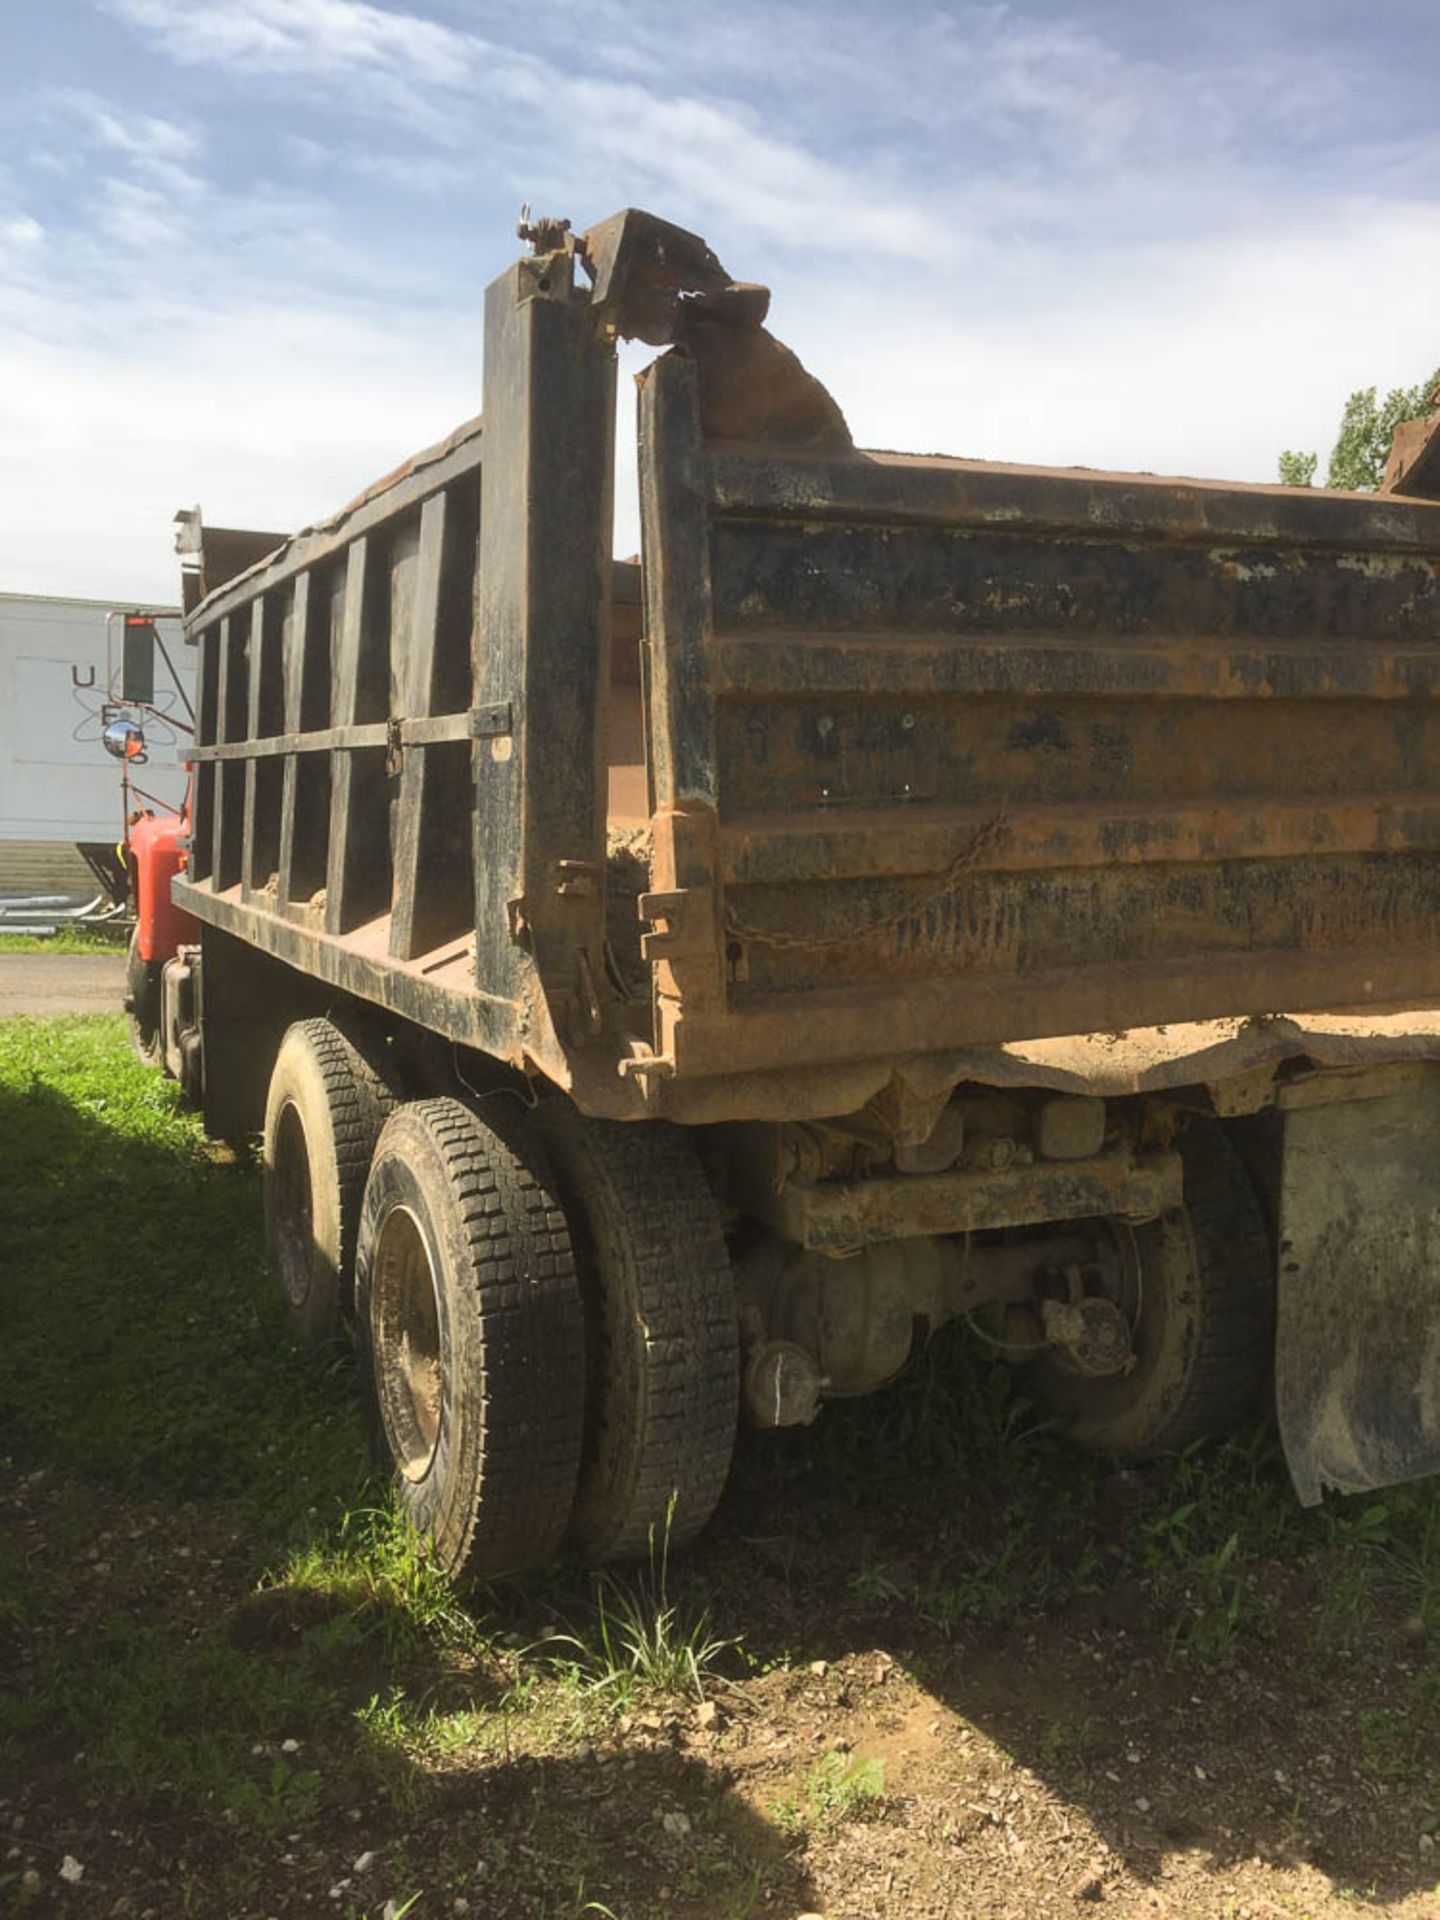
[0,952,126,1017]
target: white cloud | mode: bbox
[0,71,478,601]
[796,197,1440,488]
[541,80,935,262]
[41,90,203,204]
[101,0,489,143]
[0,214,43,254]
[0,294,476,604]
[74,97,197,167]
[105,0,478,86]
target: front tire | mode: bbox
[354,1098,586,1582]
[124,931,163,1067]
[1028,1121,1274,1453]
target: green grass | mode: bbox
[279,1503,479,1658]
[0,1017,739,1896]
[769,1752,885,1837]
[0,1016,400,1840]
[542,1500,735,1705]
[765,1293,1440,1670]
[43,1611,340,1809]
[804,1749,885,1821]
[0,1015,360,1517]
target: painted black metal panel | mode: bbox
[474,261,615,1049]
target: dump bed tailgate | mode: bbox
[638,353,1440,1090]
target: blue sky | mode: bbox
[1,0,1437,601]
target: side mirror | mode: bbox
[122,615,157,705]
[103,716,147,763]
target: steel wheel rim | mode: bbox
[371,1204,444,1483]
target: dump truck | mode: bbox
[136,208,1440,1580]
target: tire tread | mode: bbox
[297,1017,398,1283]
[1154,1120,1275,1450]
[541,1111,738,1562]
[263,1015,398,1344]
[358,1098,585,1581]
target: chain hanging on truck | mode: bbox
[722,812,1008,952]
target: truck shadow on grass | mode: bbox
[0,1028,815,1917]
[3,1022,1439,1916]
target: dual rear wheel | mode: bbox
[262,1018,1269,1580]
[261,1019,738,1581]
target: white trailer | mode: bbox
[0,591,194,902]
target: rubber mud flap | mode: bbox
[1277,1070,1440,1505]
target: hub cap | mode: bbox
[371,1205,444,1482]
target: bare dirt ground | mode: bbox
[0,953,125,1017]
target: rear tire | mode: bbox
[354,1098,586,1582]
[1028,1120,1274,1453]
[535,1106,738,1562]
[262,1017,398,1347]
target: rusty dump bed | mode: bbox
[175,209,1440,1124]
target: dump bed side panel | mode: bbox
[639,353,1440,1085]
[178,423,503,1036]
[175,249,634,1111]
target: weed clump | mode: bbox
[542,1497,735,1705]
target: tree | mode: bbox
[1277,366,1439,490]
[1277,448,1317,487]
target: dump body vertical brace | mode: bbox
[389,492,451,961]
[274,571,311,912]
[474,251,616,1077]
[637,354,727,1061]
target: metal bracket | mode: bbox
[618,1051,676,1082]
[471,702,513,740]
[637,887,704,962]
